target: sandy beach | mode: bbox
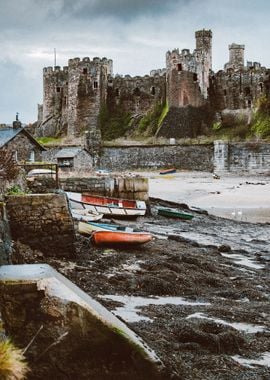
[141,171,270,223]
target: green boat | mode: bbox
[157,207,194,220]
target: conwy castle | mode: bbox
[36,29,270,141]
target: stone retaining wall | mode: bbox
[214,141,270,174]
[5,193,75,256]
[100,144,214,171]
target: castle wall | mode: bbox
[211,67,267,110]
[109,73,166,115]
[167,69,204,108]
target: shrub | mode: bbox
[0,339,29,380]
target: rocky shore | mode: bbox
[12,198,270,379]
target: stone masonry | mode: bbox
[5,193,75,256]
[37,29,270,140]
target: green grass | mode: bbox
[36,136,63,145]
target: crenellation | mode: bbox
[38,28,270,141]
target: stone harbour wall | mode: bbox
[100,144,214,171]
[60,176,149,201]
[214,141,270,174]
[5,193,75,256]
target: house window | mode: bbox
[177,63,182,71]
[115,88,120,97]
[56,87,61,93]
[83,68,88,74]
[94,81,98,89]
[29,151,35,162]
[151,86,155,95]
[223,89,227,96]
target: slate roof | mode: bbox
[55,147,84,158]
[0,127,22,147]
[0,127,46,151]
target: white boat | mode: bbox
[66,192,147,218]
[71,209,103,222]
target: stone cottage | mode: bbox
[0,119,45,162]
[43,146,93,172]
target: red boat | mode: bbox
[159,168,176,175]
[67,192,147,217]
[91,230,153,246]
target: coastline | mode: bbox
[140,171,270,223]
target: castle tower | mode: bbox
[228,43,245,69]
[195,29,212,98]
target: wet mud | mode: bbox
[12,199,270,379]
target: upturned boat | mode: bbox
[67,192,147,218]
[91,230,153,246]
[157,207,194,220]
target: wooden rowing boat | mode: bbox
[66,192,147,218]
[159,168,176,175]
[71,209,103,222]
[78,221,131,235]
[91,230,153,246]
[157,207,194,220]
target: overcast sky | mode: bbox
[0,0,269,124]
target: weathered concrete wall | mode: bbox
[100,144,214,171]
[5,193,75,256]
[60,176,149,201]
[214,141,270,174]
[0,264,164,380]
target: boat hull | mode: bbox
[67,192,146,218]
[157,208,194,220]
[91,231,153,246]
[71,210,103,222]
[159,168,176,175]
[78,221,123,235]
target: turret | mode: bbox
[228,43,245,69]
[195,29,212,70]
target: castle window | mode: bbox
[177,63,182,72]
[223,89,227,96]
[193,73,198,82]
[134,87,140,96]
[151,86,156,95]
[56,87,61,93]
[115,88,120,97]
[244,87,251,96]
[259,83,263,92]
[83,68,88,74]
[94,81,98,89]
[248,99,252,108]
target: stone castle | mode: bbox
[36,29,270,141]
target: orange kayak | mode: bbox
[91,230,153,246]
